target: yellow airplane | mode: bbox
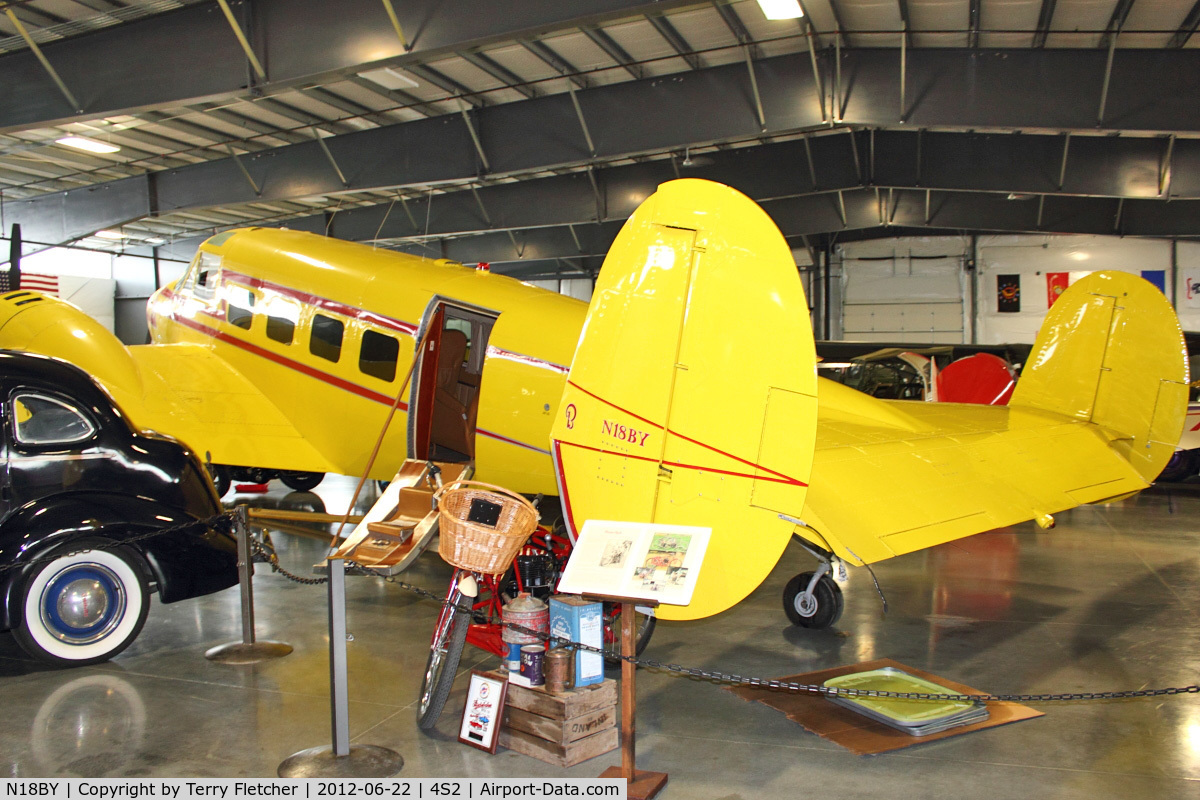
[550,179,1189,624]
[0,228,588,496]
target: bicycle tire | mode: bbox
[603,606,657,662]
[417,594,469,730]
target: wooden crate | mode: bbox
[493,672,619,767]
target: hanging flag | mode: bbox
[20,272,59,295]
[997,274,1021,313]
[1046,272,1069,308]
[1141,270,1166,294]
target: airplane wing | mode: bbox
[0,293,331,472]
[128,343,332,471]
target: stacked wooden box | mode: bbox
[494,671,619,766]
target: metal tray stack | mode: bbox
[823,667,990,736]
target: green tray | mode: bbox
[823,667,981,725]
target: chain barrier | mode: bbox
[0,511,238,576]
[344,565,1200,706]
[25,511,1194,706]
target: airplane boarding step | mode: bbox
[327,459,473,575]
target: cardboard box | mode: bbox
[550,595,604,687]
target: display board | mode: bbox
[556,520,710,607]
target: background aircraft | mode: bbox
[551,179,1189,625]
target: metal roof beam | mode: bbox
[294,132,1200,242]
[581,25,643,80]
[1099,0,1136,49]
[10,48,1200,243]
[646,13,702,71]
[520,38,588,89]
[1033,0,1057,48]
[461,50,537,100]
[343,75,442,118]
[1169,0,1200,48]
[0,0,705,132]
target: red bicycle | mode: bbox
[417,513,656,730]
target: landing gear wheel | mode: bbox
[14,543,150,666]
[417,595,468,731]
[1157,450,1199,483]
[782,571,844,629]
[280,471,325,492]
[209,465,231,499]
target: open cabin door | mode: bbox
[408,299,498,464]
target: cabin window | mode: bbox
[262,295,299,345]
[266,314,295,344]
[360,329,399,382]
[310,314,344,362]
[11,393,96,446]
[226,284,255,330]
[192,252,221,302]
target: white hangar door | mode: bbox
[841,254,965,343]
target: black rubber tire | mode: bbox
[603,605,657,663]
[1157,450,1199,483]
[14,542,151,666]
[417,596,469,730]
[280,471,325,492]
[782,571,844,629]
[209,465,231,499]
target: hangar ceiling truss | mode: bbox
[0,0,1198,278]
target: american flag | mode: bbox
[19,272,59,295]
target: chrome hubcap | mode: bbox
[57,579,110,629]
[41,563,126,645]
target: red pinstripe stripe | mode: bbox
[555,439,806,487]
[565,380,807,486]
[161,305,551,455]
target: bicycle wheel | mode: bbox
[603,605,656,661]
[417,585,469,730]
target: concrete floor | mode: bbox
[3,475,1200,798]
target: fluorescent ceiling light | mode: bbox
[56,136,120,154]
[94,230,126,240]
[144,237,166,245]
[358,67,419,90]
[757,0,804,20]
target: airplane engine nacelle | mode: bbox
[0,292,144,409]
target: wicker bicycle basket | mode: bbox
[435,480,539,574]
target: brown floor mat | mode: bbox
[726,657,1043,755]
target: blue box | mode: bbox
[549,596,604,687]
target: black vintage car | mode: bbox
[0,351,238,666]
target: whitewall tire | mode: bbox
[14,545,150,666]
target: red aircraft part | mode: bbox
[936,353,1016,405]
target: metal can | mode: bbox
[520,644,545,686]
[504,641,523,673]
[544,648,573,693]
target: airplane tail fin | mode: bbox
[550,179,819,621]
[1009,271,1188,483]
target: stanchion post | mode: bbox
[277,555,404,777]
[205,505,293,664]
[328,556,351,756]
[236,505,256,645]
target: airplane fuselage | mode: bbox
[146,228,587,494]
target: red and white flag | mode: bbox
[20,272,59,295]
